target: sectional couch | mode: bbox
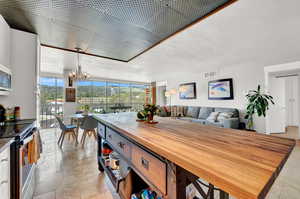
[158,105,240,129]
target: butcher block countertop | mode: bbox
[94,113,295,199]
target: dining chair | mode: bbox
[80,116,98,146]
[55,115,78,147]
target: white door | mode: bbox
[285,76,299,127]
[268,77,286,133]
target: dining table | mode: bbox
[69,113,93,141]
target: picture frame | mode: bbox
[208,78,234,100]
[179,82,197,99]
[65,88,76,102]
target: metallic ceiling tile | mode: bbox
[144,7,189,38]
[169,0,230,20]
[0,0,234,61]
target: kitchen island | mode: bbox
[94,113,295,199]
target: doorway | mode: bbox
[39,76,64,128]
[265,62,300,139]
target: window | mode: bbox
[92,81,106,113]
[107,82,120,110]
[76,80,150,113]
[77,81,93,105]
[119,83,131,105]
[132,84,150,111]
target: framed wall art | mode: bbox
[179,82,196,99]
[208,78,233,100]
[65,88,76,102]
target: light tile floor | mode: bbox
[34,128,300,199]
[271,126,299,140]
[33,128,120,199]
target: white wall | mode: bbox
[63,69,77,123]
[0,29,38,119]
[155,64,266,133]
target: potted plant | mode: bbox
[244,85,275,130]
[137,104,160,123]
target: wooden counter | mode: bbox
[94,113,295,199]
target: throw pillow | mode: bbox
[163,106,170,113]
[206,112,220,122]
[217,112,234,122]
[158,107,168,117]
[186,107,200,118]
[198,107,214,119]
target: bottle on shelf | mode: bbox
[14,106,20,121]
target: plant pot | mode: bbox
[147,114,154,122]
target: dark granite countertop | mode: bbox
[0,119,36,139]
[0,138,13,153]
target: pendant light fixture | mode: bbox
[69,47,89,81]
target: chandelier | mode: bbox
[69,47,89,81]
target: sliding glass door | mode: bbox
[39,77,64,128]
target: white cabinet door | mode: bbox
[0,147,10,199]
[0,15,11,68]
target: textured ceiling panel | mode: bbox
[0,0,234,61]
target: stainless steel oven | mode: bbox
[19,133,36,199]
[10,122,37,199]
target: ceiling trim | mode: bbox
[127,0,237,62]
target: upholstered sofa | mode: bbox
[158,106,240,129]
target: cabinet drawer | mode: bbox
[132,145,166,194]
[106,128,131,160]
[98,123,106,138]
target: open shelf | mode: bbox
[98,155,121,188]
[97,134,163,199]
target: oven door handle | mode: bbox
[21,135,34,145]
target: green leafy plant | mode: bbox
[137,104,160,121]
[244,85,275,130]
[143,104,159,115]
[137,110,147,120]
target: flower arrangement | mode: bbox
[137,104,160,122]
